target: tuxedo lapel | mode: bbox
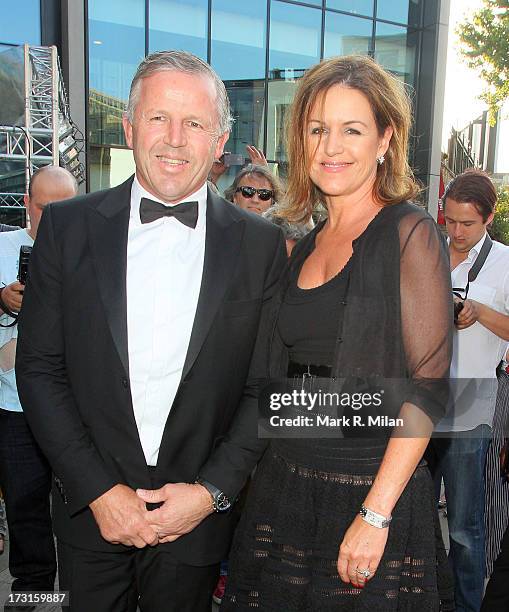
[181,188,244,381]
[87,176,133,377]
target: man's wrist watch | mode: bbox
[359,504,392,528]
[195,477,232,513]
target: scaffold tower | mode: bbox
[0,44,85,206]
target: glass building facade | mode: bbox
[0,1,42,224]
[0,0,448,212]
[86,0,431,192]
[0,0,41,50]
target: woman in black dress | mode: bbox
[222,55,453,611]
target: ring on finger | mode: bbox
[355,568,372,579]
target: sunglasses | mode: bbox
[235,186,274,201]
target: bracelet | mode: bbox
[359,504,392,529]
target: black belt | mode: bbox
[287,360,332,378]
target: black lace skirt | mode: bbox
[222,439,441,611]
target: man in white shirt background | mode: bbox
[0,165,77,612]
[430,169,509,612]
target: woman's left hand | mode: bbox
[337,514,389,588]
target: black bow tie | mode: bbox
[139,197,199,228]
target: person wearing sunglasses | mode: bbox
[224,164,284,215]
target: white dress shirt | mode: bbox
[437,233,509,431]
[126,177,207,465]
[0,229,33,412]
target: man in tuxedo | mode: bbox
[0,166,77,612]
[16,51,286,612]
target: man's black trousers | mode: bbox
[0,409,56,592]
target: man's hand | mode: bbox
[137,483,214,543]
[246,145,268,166]
[89,484,158,548]
[0,281,24,313]
[455,298,481,330]
[456,298,509,340]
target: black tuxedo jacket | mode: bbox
[16,176,286,565]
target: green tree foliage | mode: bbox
[457,0,509,125]
[490,186,509,244]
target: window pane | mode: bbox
[376,0,422,27]
[89,145,136,191]
[149,0,207,60]
[211,0,266,81]
[269,1,321,77]
[88,0,145,147]
[323,12,372,59]
[0,46,25,125]
[326,0,374,18]
[0,0,40,46]
[215,80,266,193]
[374,23,417,87]
[266,79,298,166]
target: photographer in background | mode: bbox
[0,165,77,611]
[430,169,509,612]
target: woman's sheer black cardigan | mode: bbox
[200,202,454,499]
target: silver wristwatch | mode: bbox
[195,477,232,513]
[359,504,392,528]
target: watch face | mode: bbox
[216,492,231,511]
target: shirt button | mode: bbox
[122,378,129,388]
[337,338,343,343]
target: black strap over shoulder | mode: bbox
[452,233,493,305]
[468,233,492,283]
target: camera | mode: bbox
[453,299,464,324]
[18,245,32,285]
[223,153,245,167]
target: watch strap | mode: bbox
[195,477,231,512]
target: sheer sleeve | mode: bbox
[399,210,453,423]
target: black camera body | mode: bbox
[18,245,32,285]
[453,299,464,323]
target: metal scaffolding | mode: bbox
[0,44,85,206]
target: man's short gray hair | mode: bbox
[125,50,233,134]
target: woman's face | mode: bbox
[233,173,274,215]
[306,85,392,202]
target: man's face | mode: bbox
[444,197,494,253]
[233,174,274,215]
[24,179,76,238]
[123,70,229,203]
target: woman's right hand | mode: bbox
[337,514,389,588]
